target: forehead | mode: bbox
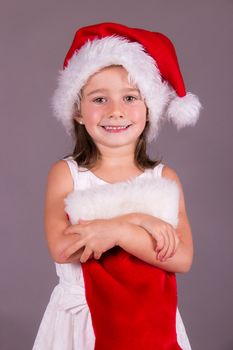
[96,64,128,74]
[90,65,129,80]
[82,65,138,91]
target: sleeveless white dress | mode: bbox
[32,156,192,350]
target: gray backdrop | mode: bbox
[1,0,232,349]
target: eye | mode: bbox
[93,97,107,103]
[124,95,137,102]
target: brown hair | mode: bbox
[63,65,163,170]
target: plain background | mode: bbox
[1,0,232,349]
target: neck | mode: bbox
[96,144,137,169]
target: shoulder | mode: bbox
[47,159,70,179]
[161,165,186,212]
[46,159,73,196]
[161,165,181,185]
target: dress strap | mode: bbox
[62,156,79,191]
[154,163,164,178]
[63,157,164,189]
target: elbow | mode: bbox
[53,248,71,264]
[50,242,82,264]
[178,255,193,274]
[47,243,68,264]
[53,254,67,264]
[176,241,194,274]
[179,264,191,274]
[49,251,65,264]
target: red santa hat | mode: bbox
[52,22,202,143]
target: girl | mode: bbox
[33,22,201,350]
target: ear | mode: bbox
[74,115,83,124]
[73,109,84,125]
[73,101,82,123]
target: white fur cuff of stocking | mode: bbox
[64,176,179,228]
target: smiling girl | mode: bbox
[32,22,201,350]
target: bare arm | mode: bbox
[56,164,193,273]
[116,221,190,273]
[116,166,194,274]
[44,160,86,264]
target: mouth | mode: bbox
[100,124,132,133]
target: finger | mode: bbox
[157,231,169,261]
[162,227,176,259]
[80,246,93,263]
[79,218,93,224]
[78,218,85,224]
[155,234,165,253]
[169,229,177,257]
[94,251,102,260]
[63,225,77,235]
[61,239,85,259]
[159,231,172,261]
[163,229,176,260]
[63,224,72,234]
[170,228,180,257]
[64,224,83,235]
[166,228,181,259]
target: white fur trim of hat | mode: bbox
[52,30,202,143]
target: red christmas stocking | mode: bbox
[64,176,182,349]
[82,246,181,350]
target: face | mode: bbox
[75,65,148,151]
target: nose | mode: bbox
[108,101,125,119]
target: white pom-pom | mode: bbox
[167,92,202,130]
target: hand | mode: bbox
[61,218,123,263]
[140,215,180,262]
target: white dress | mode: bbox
[32,156,192,350]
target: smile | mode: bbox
[101,125,132,133]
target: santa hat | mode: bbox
[52,22,202,143]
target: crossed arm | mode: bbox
[61,209,192,274]
[45,161,193,274]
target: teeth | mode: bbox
[103,125,129,130]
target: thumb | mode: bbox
[78,218,89,224]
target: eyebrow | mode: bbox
[86,88,140,97]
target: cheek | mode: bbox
[128,104,147,121]
[81,105,102,123]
